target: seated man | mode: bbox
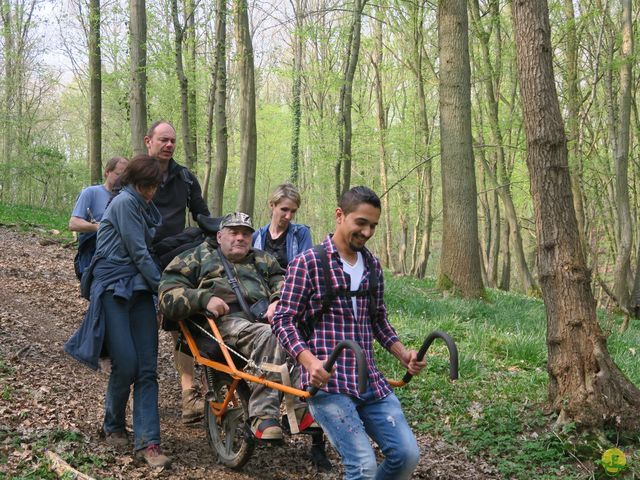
[158,212,313,440]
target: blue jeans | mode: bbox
[308,389,420,480]
[102,291,160,450]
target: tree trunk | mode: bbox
[412,165,433,278]
[203,68,215,202]
[613,0,633,310]
[335,0,366,201]
[470,0,535,293]
[398,206,408,274]
[88,0,102,184]
[1,0,15,168]
[211,0,228,216]
[499,220,511,291]
[371,6,394,271]
[171,0,195,170]
[290,0,305,184]
[129,0,147,156]
[437,0,483,298]
[235,0,256,216]
[561,0,587,258]
[512,0,640,430]
[478,150,500,289]
[186,0,197,167]
[410,0,433,279]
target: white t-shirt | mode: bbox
[341,252,364,317]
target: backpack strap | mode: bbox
[314,244,335,316]
[364,252,379,324]
[179,167,193,209]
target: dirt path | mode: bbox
[0,227,500,479]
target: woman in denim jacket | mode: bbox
[65,155,170,468]
[252,183,312,269]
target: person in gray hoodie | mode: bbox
[65,155,171,469]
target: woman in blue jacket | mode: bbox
[65,155,170,468]
[252,183,312,268]
[252,183,331,468]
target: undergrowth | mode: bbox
[0,203,72,240]
[379,275,640,479]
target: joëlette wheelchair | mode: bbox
[174,215,460,470]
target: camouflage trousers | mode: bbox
[216,315,303,419]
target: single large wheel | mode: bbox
[204,369,255,469]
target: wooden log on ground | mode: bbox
[45,450,96,480]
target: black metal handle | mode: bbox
[402,331,459,384]
[308,340,368,396]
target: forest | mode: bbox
[3,0,638,297]
[2,0,640,476]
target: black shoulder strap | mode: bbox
[179,167,193,209]
[217,247,256,322]
[314,243,335,316]
[364,252,379,324]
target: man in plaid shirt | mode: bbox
[272,186,426,480]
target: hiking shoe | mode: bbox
[104,430,129,447]
[181,388,204,423]
[135,444,172,468]
[251,417,283,441]
[295,407,320,431]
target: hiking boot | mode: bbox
[251,417,283,441]
[295,406,320,431]
[181,388,204,423]
[135,444,172,468]
[104,430,128,447]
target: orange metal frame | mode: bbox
[179,318,408,419]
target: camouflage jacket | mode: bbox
[159,236,284,321]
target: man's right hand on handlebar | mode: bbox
[206,297,230,318]
[297,350,332,388]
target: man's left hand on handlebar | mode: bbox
[390,341,427,376]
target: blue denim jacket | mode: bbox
[252,222,312,265]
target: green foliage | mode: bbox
[0,203,72,240]
[379,274,640,479]
[0,428,109,479]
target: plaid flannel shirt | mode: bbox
[272,235,399,399]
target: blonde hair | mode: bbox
[269,183,301,209]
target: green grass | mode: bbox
[0,203,72,240]
[380,275,640,479]
[0,428,111,480]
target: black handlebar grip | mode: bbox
[308,340,368,396]
[402,331,459,384]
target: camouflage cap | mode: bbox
[220,211,254,232]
